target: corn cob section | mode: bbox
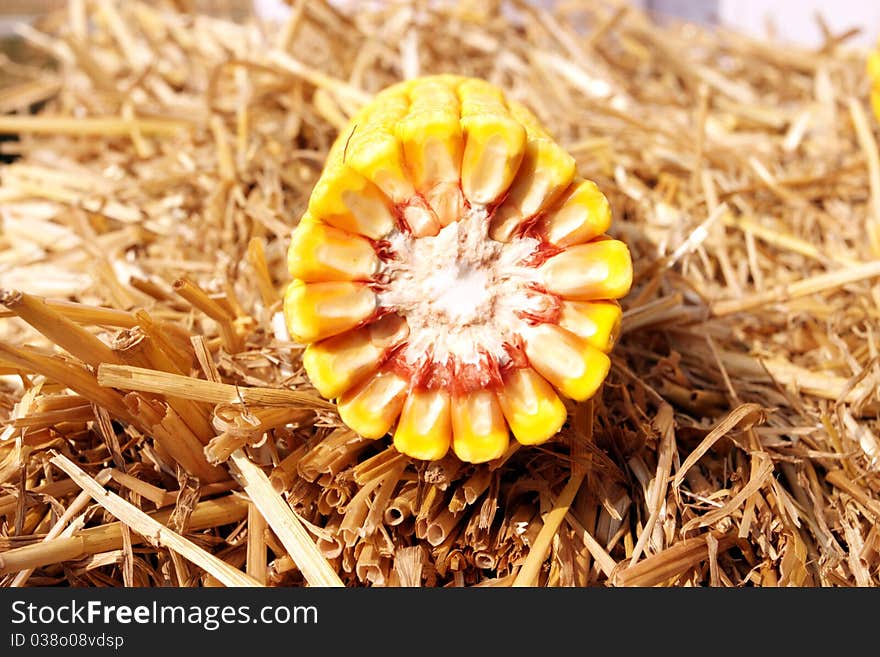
[284,74,633,463]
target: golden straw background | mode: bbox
[1,0,880,587]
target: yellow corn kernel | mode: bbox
[538,179,612,247]
[287,216,379,282]
[345,87,414,203]
[398,78,464,227]
[283,279,376,343]
[451,389,510,463]
[459,78,527,205]
[337,370,409,438]
[497,367,567,445]
[308,163,397,239]
[301,315,408,398]
[523,323,611,402]
[558,300,622,353]
[489,100,576,241]
[393,389,452,461]
[540,239,632,300]
[489,138,576,242]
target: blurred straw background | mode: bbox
[1,0,880,587]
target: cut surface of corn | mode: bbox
[284,74,633,463]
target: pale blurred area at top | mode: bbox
[255,0,880,50]
[3,0,880,49]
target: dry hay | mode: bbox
[1,0,879,588]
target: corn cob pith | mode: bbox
[284,74,632,463]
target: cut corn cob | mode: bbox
[284,74,633,463]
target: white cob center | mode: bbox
[380,207,553,366]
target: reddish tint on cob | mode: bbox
[283,74,632,463]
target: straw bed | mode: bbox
[2,0,880,587]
